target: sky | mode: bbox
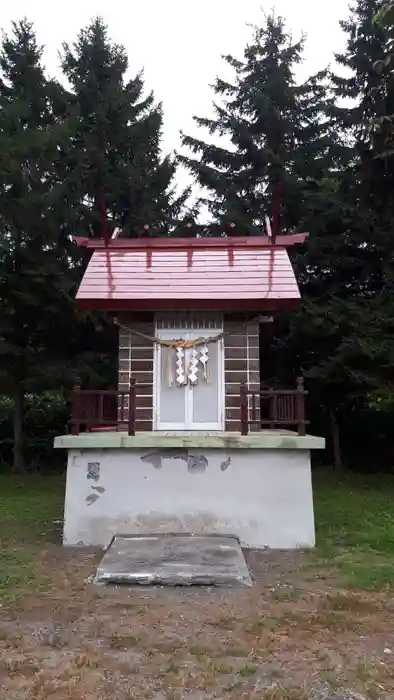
[0,0,349,195]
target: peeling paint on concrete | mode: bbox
[141,450,189,469]
[85,493,99,506]
[85,484,106,506]
[220,456,231,471]
[187,454,208,473]
[87,462,100,481]
[140,452,163,469]
[141,450,208,473]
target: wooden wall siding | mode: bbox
[118,313,154,431]
[117,312,261,433]
[224,318,260,431]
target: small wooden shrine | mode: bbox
[55,225,325,550]
[69,230,309,435]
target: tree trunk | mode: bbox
[329,408,343,471]
[12,383,25,474]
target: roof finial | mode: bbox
[265,216,272,240]
[228,222,236,238]
[272,183,281,244]
[99,187,110,246]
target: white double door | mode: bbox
[155,329,224,431]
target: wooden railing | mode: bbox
[240,377,308,436]
[69,380,136,436]
[68,378,307,438]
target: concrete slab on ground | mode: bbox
[95,534,252,587]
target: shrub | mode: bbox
[0,392,69,471]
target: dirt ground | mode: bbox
[0,547,393,700]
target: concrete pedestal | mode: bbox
[55,432,325,549]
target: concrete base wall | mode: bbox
[63,448,315,549]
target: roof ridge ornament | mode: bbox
[265,216,272,240]
[99,187,110,247]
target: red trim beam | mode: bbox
[72,233,308,250]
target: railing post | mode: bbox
[296,376,306,436]
[268,388,275,429]
[251,392,256,423]
[99,393,104,426]
[70,379,81,435]
[128,378,136,436]
[118,390,124,427]
[240,381,248,436]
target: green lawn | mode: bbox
[0,469,393,602]
[0,474,65,603]
[313,469,394,590]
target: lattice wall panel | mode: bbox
[155,313,223,331]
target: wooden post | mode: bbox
[143,224,151,237]
[98,393,104,426]
[128,378,136,436]
[251,392,256,423]
[240,381,248,436]
[119,391,124,425]
[296,376,306,436]
[268,388,275,429]
[70,380,81,435]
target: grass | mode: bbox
[313,468,394,590]
[0,473,64,543]
[238,663,258,678]
[0,473,65,604]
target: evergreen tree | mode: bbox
[179,12,339,234]
[332,0,394,321]
[179,6,394,466]
[287,0,394,467]
[332,0,393,269]
[333,0,387,131]
[375,0,394,72]
[373,1,394,152]
[61,17,188,238]
[0,20,76,472]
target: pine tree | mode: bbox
[373,2,394,152]
[332,0,394,254]
[375,0,394,67]
[353,1,394,409]
[333,0,387,130]
[0,20,76,472]
[333,0,394,306]
[288,0,394,467]
[61,17,188,238]
[179,12,339,234]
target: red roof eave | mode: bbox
[76,297,301,313]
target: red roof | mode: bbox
[76,236,304,312]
